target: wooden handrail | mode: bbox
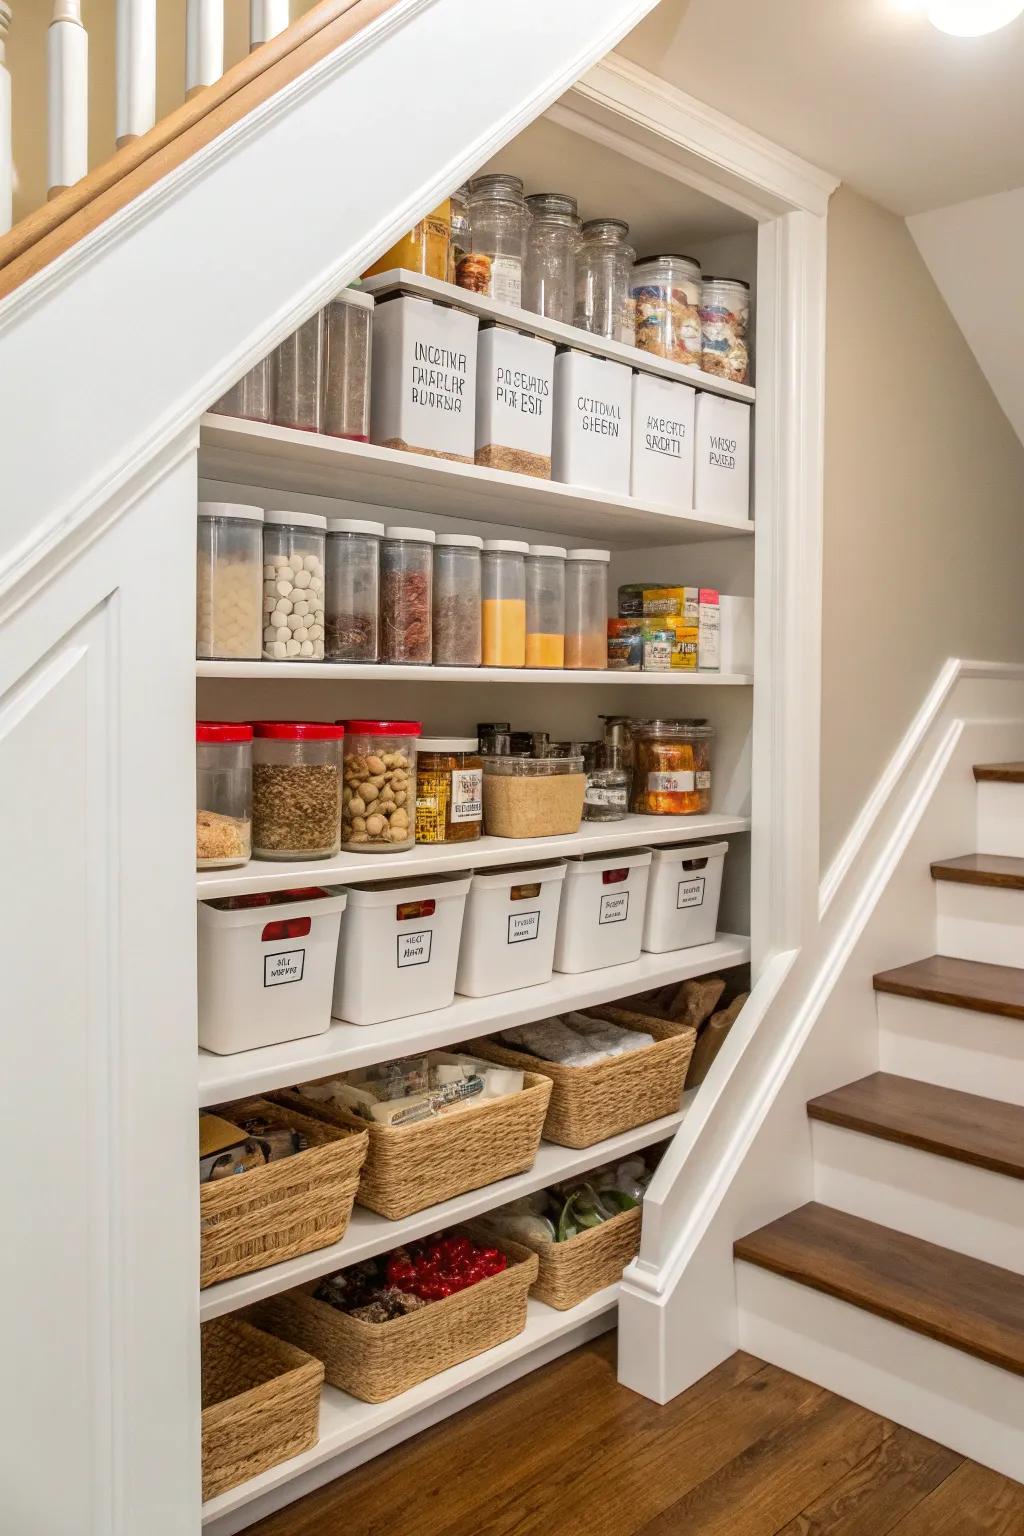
[0,0,400,302]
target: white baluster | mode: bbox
[0,3,12,234]
[185,0,224,98]
[116,0,156,147]
[47,0,88,197]
[250,0,289,50]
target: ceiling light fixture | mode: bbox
[927,0,1024,34]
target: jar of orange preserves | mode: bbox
[631,721,713,815]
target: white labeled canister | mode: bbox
[333,873,472,1025]
[629,373,695,509]
[642,840,727,954]
[370,295,479,463]
[455,860,566,998]
[693,393,751,520]
[475,326,555,475]
[553,847,652,974]
[552,349,632,494]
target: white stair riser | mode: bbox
[977,780,1024,857]
[877,993,1024,1106]
[811,1121,1023,1273]
[736,1262,1024,1481]
[936,880,1024,967]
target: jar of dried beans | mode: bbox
[263,511,326,661]
[433,534,482,666]
[271,311,324,432]
[415,737,483,843]
[196,722,252,868]
[631,254,703,366]
[340,720,421,852]
[381,527,434,664]
[325,517,383,662]
[251,721,343,859]
[565,549,609,671]
[631,721,714,816]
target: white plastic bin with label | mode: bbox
[629,373,695,509]
[333,873,472,1025]
[642,840,727,953]
[693,393,751,520]
[197,888,348,1054]
[553,848,652,974]
[551,349,632,494]
[456,861,567,998]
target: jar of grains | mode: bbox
[631,721,714,815]
[631,254,703,366]
[324,516,383,662]
[262,511,326,660]
[271,311,324,432]
[362,199,451,282]
[210,357,271,423]
[458,174,530,306]
[251,721,343,859]
[482,755,585,838]
[415,737,484,843]
[449,185,470,283]
[524,193,579,323]
[340,720,421,851]
[196,501,264,661]
[196,722,252,868]
[481,539,528,667]
[525,544,566,668]
[565,548,609,670]
[381,526,434,664]
[321,289,373,441]
[433,534,482,666]
[700,276,750,383]
[574,219,635,343]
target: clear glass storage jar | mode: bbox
[210,357,271,423]
[362,200,451,282]
[481,539,527,667]
[458,174,530,306]
[631,721,714,815]
[340,720,421,851]
[574,218,635,344]
[263,511,327,660]
[196,722,252,868]
[565,548,609,670]
[415,737,483,844]
[524,193,579,324]
[251,721,343,859]
[433,534,482,666]
[449,185,470,282]
[700,276,751,383]
[381,526,434,665]
[482,755,586,838]
[271,311,324,432]
[325,517,383,662]
[197,501,264,661]
[525,544,566,669]
[322,291,372,441]
[583,763,629,823]
[631,254,703,366]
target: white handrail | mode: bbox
[185,0,224,98]
[0,2,11,233]
[47,0,88,197]
[250,0,290,51]
[116,0,156,146]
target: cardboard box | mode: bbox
[630,373,696,508]
[371,294,479,463]
[698,588,721,671]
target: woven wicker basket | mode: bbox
[469,1009,696,1149]
[530,1206,642,1310]
[248,1232,539,1402]
[201,1315,323,1500]
[270,1075,552,1220]
[200,1098,368,1289]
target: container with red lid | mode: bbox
[251,721,344,861]
[339,719,421,853]
[196,721,252,870]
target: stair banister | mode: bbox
[185,0,224,98]
[250,0,291,50]
[0,3,10,233]
[47,0,88,198]
[116,0,157,146]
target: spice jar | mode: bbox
[197,501,264,661]
[481,539,528,668]
[325,517,383,662]
[362,199,451,282]
[262,511,326,660]
[340,720,421,852]
[482,755,585,838]
[196,722,252,868]
[525,545,566,669]
[321,289,373,441]
[251,721,343,859]
[458,174,530,306]
[631,254,703,366]
[565,548,609,671]
[631,721,714,815]
[381,526,434,664]
[272,311,324,432]
[583,764,629,823]
[574,218,635,343]
[210,357,271,423]
[415,737,483,844]
[701,276,750,383]
[433,534,482,666]
[449,185,470,283]
[524,192,579,323]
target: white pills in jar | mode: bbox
[261,510,328,662]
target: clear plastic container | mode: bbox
[449,185,470,283]
[210,358,271,423]
[381,526,434,664]
[340,719,421,852]
[415,737,483,844]
[524,193,579,324]
[574,218,635,344]
[196,502,264,661]
[482,755,586,838]
[565,548,609,671]
[196,722,252,868]
[583,764,629,823]
[251,721,343,859]
[262,511,326,661]
[362,200,451,282]
[481,539,527,668]
[272,311,323,432]
[701,276,751,383]
[325,517,383,662]
[525,544,566,669]
[631,721,714,815]
[322,291,372,441]
[458,174,530,306]
[433,534,482,666]
[631,254,703,366]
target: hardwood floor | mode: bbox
[246,1335,1024,1536]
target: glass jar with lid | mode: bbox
[449,185,470,283]
[196,722,252,868]
[481,539,528,667]
[632,254,703,366]
[433,534,482,666]
[524,193,579,324]
[457,174,530,307]
[251,721,343,859]
[700,276,751,383]
[262,511,326,660]
[574,218,635,343]
[583,763,629,823]
[325,517,383,662]
[321,289,373,441]
[210,357,271,423]
[340,720,421,852]
[415,737,484,844]
[362,200,451,282]
[381,527,434,664]
[565,548,609,671]
[631,721,714,815]
[271,311,324,432]
[525,544,566,669]
[197,501,264,661]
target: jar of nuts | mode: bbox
[338,720,421,852]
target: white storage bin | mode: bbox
[642,840,727,954]
[551,349,632,494]
[197,888,347,1055]
[694,393,751,520]
[629,373,695,509]
[455,861,566,998]
[370,295,479,464]
[333,873,472,1025]
[553,848,652,974]
[475,326,555,478]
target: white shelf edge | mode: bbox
[196,658,753,685]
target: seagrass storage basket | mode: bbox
[201,1316,323,1500]
[200,1097,368,1289]
[528,1207,642,1310]
[470,1009,696,1148]
[270,1075,552,1220]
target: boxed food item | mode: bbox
[642,627,674,672]
[693,394,751,520]
[698,588,721,671]
[607,618,643,671]
[618,583,698,623]
[370,294,479,463]
[552,350,632,494]
[642,617,697,671]
[475,326,555,479]
[629,373,696,508]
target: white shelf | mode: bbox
[198,931,750,1105]
[196,811,750,899]
[197,657,752,685]
[200,1105,689,1322]
[198,417,754,549]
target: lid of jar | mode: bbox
[435,533,484,549]
[385,525,435,543]
[326,517,385,537]
[198,502,264,522]
[482,538,529,554]
[340,720,423,736]
[633,253,702,272]
[567,548,611,562]
[418,736,480,753]
[252,720,345,739]
[525,192,578,218]
[580,217,629,239]
[634,720,715,738]
[702,275,750,289]
[528,544,567,559]
[468,172,525,199]
[264,509,328,530]
[196,721,253,743]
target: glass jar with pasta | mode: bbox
[631,721,713,815]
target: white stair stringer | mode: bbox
[936,878,1024,968]
[978,780,1024,857]
[878,992,1024,1106]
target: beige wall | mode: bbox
[820,184,1024,869]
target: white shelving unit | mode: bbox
[197,657,752,685]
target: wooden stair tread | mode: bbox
[807,1072,1024,1179]
[974,762,1024,783]
[931,852,1024,890]
[735,1202,1024,1375]
[873,954,1024,1020]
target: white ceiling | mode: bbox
[618,0,1024,215]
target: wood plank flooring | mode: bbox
[246,1334,1024,1536]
